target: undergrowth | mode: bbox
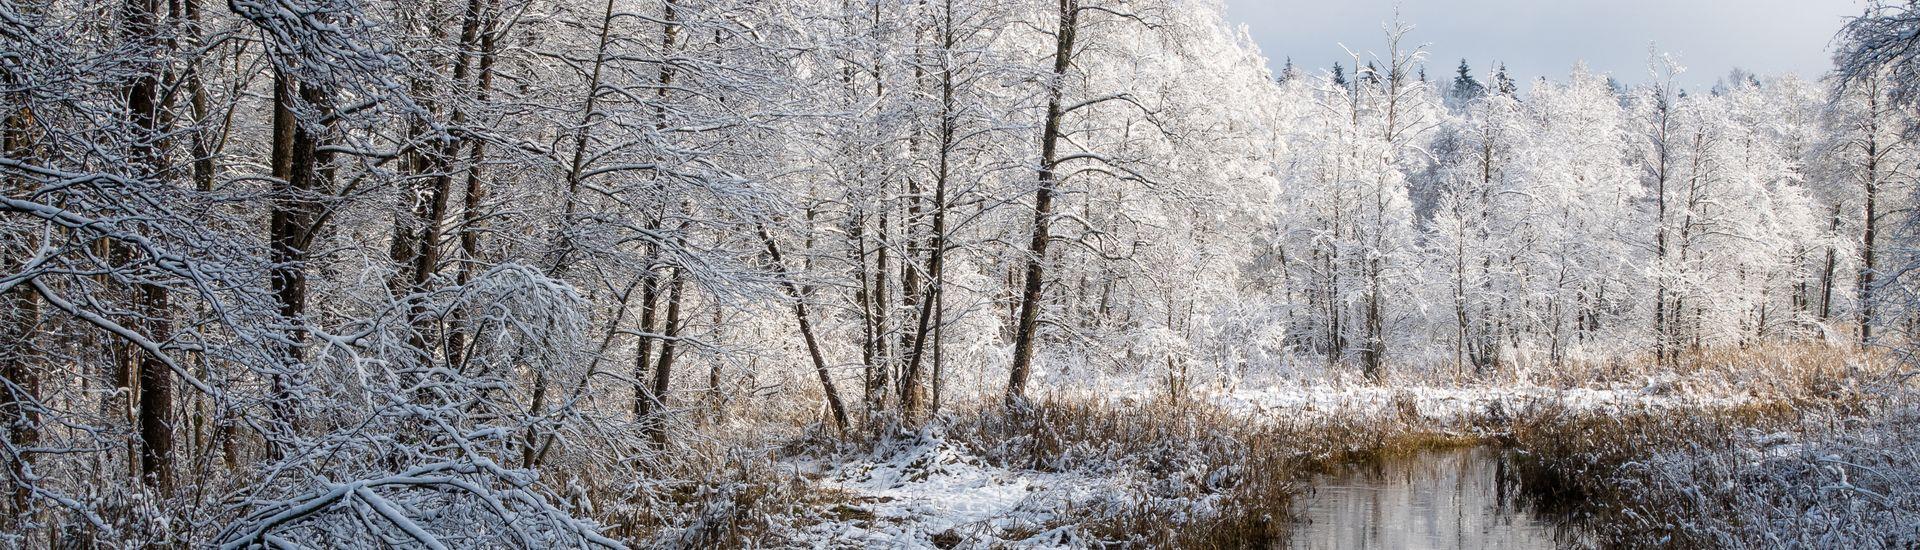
[939,397,1488,548]
[1507,391,1920,548]
[593,344,1900,548]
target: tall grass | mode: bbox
[938,397,1488,548]
[584,343,1898,547]
[1507,398,1920,547]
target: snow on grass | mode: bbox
[1507,400,1920,547]
[786,430,1125,549]
[1050,373,1753,425]
[1216,382,1746,422]
[775,373,1777,548]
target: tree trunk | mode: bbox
[1858,88,1880,347]
[632,0,681,421]
[1006,0,1078,404]
[644,269,684,446]
[447,0,502,371]
[1819,205,1840,323]
[266,70,331,444]
[873,205,893,412]
[759,226,850,433]
[851,209,885,421]
[123,0,174,490]
[900,6,956,421]
[549,0,621,277]
[2,89,42,525]
[1651,103,1672,368]
[632,251,661,419]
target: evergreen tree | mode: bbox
[1448,59,1486,108]
[1493,63,1518,96]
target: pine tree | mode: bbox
[1449,59,1486,107]
[1493,63,1517,96]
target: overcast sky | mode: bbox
[1220,0,1866,91]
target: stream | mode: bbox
[1286,446,1594,550]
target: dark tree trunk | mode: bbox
[550,0,621,277]
[1649,94,1672,367]
[633,0,680,422]
[2,91,43,524]
[851,209,884,421]
[901,0,959,422]
[1858,90,1880,347]
[392,0,493,371]
[1007,0,1078,405]
[632,255,661,419]
[873,207,893,412]
[123,0,174,490]
[447,0,502,371]
[1820,205,1840,323]
[759,226,850,433]
[644,269,684,445]
[267,71,331,442]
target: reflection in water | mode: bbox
[1287,447,1591,550]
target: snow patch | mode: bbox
[790,431,1123,548]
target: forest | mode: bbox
[1,0,1918,546]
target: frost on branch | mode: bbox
[223,263,613,547]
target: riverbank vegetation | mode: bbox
[614,344,1884,547]
[1508,376,1920,547]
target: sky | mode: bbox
[1220,0,1867,91]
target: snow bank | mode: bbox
[1218,382,1743,422]
[787,430,1127,548]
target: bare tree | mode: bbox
[1005,0,1080,405]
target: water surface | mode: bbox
[1287,447,1591,550]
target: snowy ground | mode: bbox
[1216,382,1744,421]
[785,431,1135,548]
[1506,397,1920,547]
[777,381,1746,548]
[1047,371,1755,423]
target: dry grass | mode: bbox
[1492,345,1918,547]
[1505,392,1919,547]
[1519,341,1894,395]
[1504,403,1799,540]
[937,396,1490,548]
[917,344,1897,547]
[581,343,1898,548]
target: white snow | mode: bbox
[789,431,1126,548]
[775,378,1754,548]
[1217,382,1745,422]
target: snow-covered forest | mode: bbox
[2,0,1918,546]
